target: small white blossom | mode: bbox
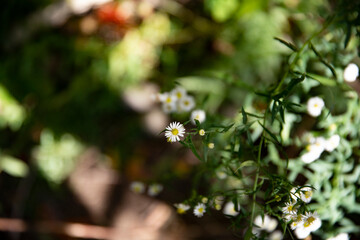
[193,203,206,217]
[199,129,206,136]
[294,226,311,239]
[307,97,325,117]
[147,183,163,196]
[343,63,359,82]
[324,134,340,152]
[174,203,190,214]
[254,215,278,232]
[162,102,177,113]
[190,109,206,124]
[165,122,185,142]
[171,86,187,100]
[222,201,240,216]
[178,95,195,112]
[269,230,283,240]
[160,92,176,104]
[289,214,304,230]
[300,187,313,203]
[208,142,215,149]
[327,233,349,240]
[282,201,297,215]
[130,181,145,194]
[301,137,325,164]
[302,211,321,232]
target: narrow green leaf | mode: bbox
[241,107,247,124]
[273,75,305,99]
[306,73,337,86]
[344,22,352,49]
[274,37,298,51]
[258,122,280,145]
[310,43,337,78]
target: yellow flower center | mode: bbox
[305,191,312,199]
[314,103,318,108]
[288,205,293,212]
[304,216,315,228]
[177,92,182,98]
[166,97,172,103]
[184,100,189,106]
[198,207,204,213]
[172,128,179,135]
[177,208,185,214]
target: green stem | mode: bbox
[272,17,334,95]
[250,110,267,229]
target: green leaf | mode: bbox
[306,73,337,86]
[309,43,337,78]
[258,122,280,145]
[274,37,298,52]
[273,75,305,99]
[344,22,352,49]
[241,107,247,124]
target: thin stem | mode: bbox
[272,16,334,95]
[250,110,267,229]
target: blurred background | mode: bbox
[0,0,359,239]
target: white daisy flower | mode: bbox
[190,109,206,125]
[307,97,325,117]
[174,203,190,214]
[162,102,177,113]
[254,215,278,232]
[289,214,304,230]
[301,137,325,164]
[294,226,311,239]
[300,187,313,203]
[171,86,187,100]
[199,129,205,136]
[147,183,163,196]
[343,63,359,82]
[193,203,206,217]
[324,134,340,152]
[222,201,240,216]
[160,92,177,104]
[327,233,349,240]
[130,181,145,194]
[269,230,283,240]
[165,122,185,142]
[178,95,195,112]
[282,202,297,215]
[302,211,321,232]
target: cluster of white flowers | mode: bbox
[129,181,163,196]
[174,202,207,217]
[300,134,340,164]
[282,187,321,239]
[153,86,195,114]
[253,214,282,240]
